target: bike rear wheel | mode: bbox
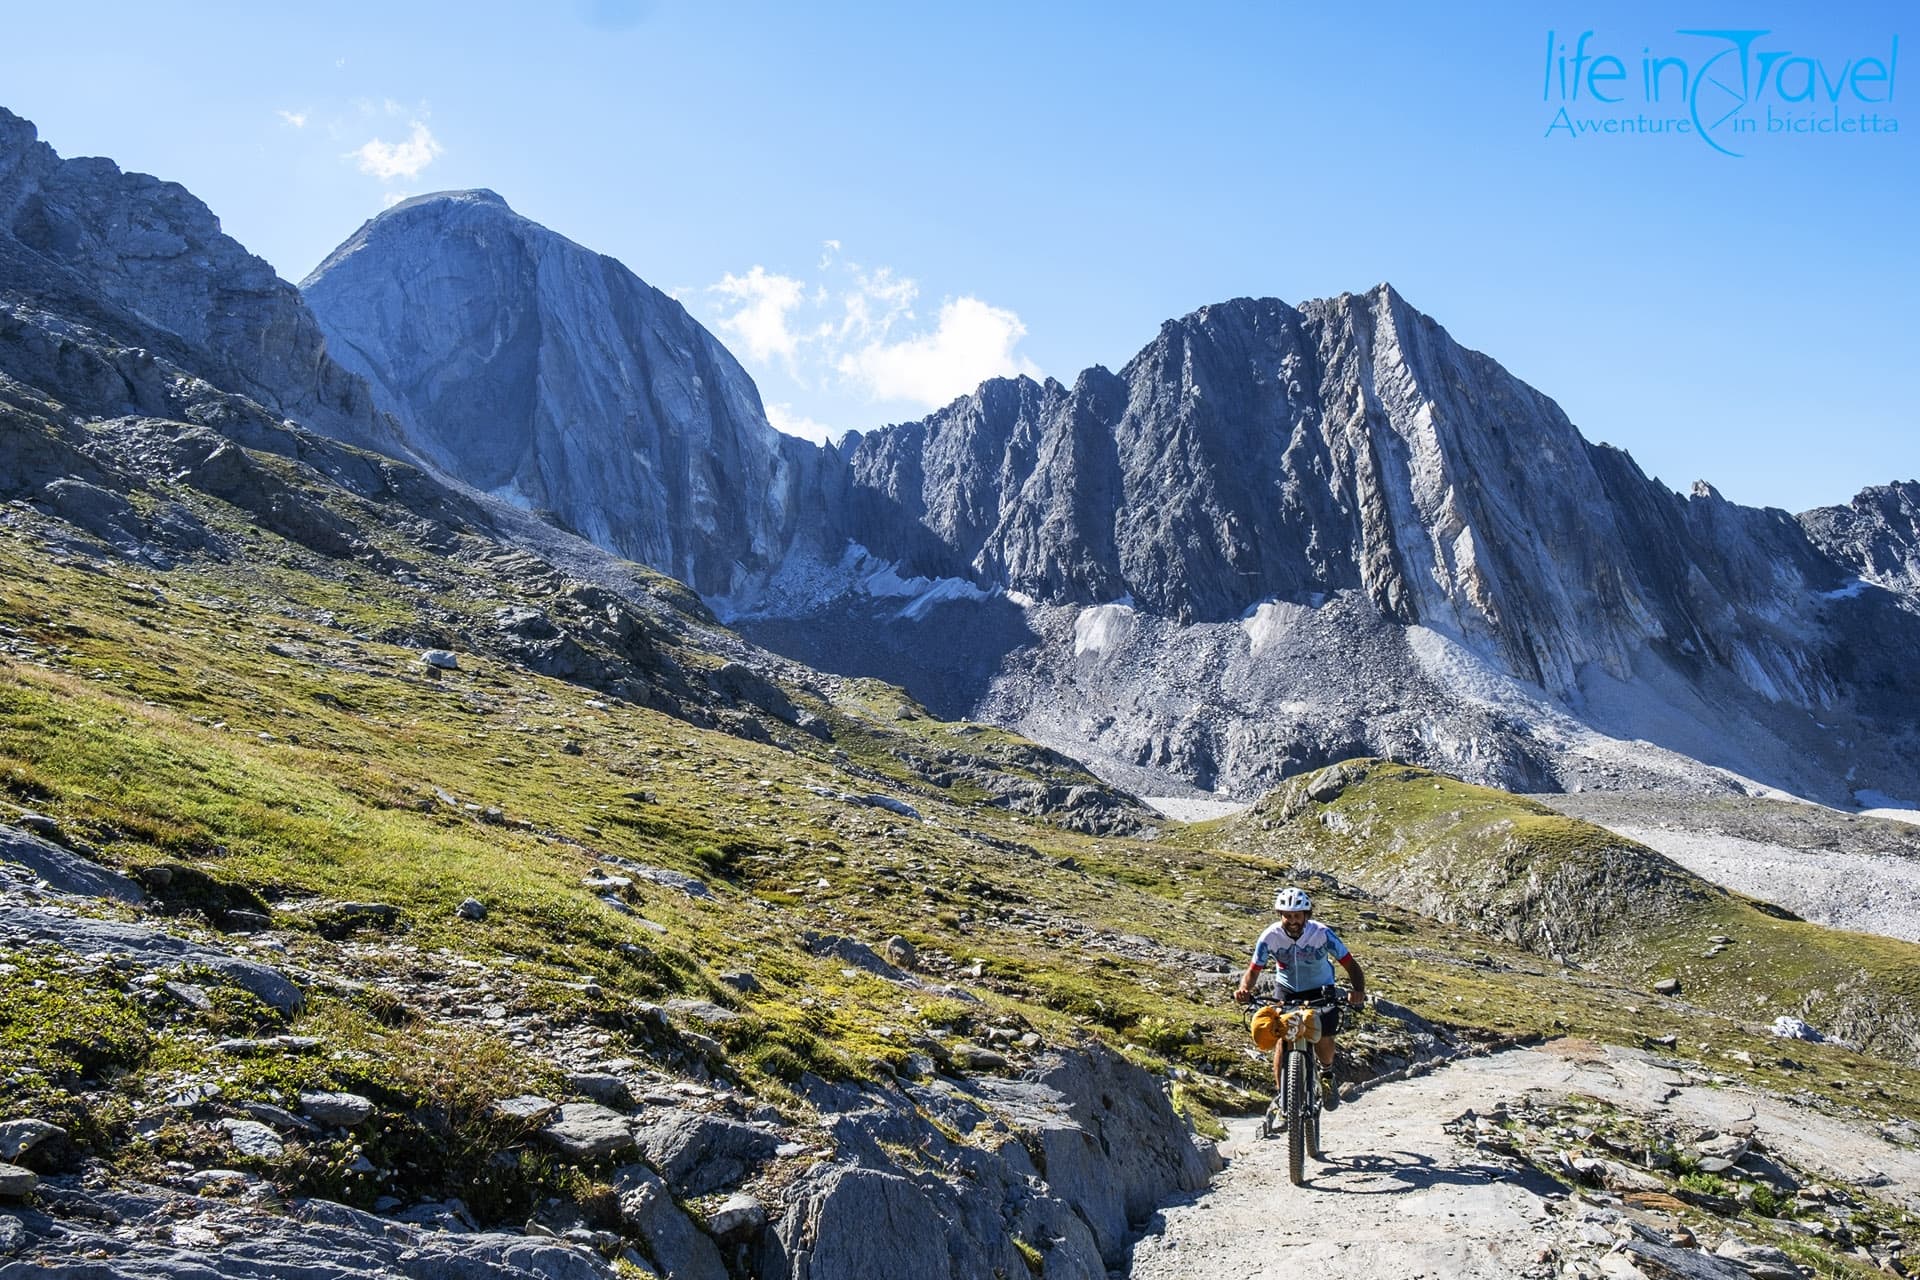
[1285,1050,1307,1185]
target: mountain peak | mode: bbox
[379,188,514,217]
[301,182,793,598]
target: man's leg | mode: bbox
[1316,1034,1340,1109]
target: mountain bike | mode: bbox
[1250,990,1344,1186]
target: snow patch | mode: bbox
[1819,578,1869,600]
[707,542,988,622]
[848,547,991,620]
[1405,625,1541,713]
[486,480,535,513]
[1239,600,1311,655]
[1855,789,1920,826]
[1074,602,1138,656]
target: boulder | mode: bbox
[538,1103,634,1161]
[565,1072,632,1108]
[1014,1046,1211,1263]
[705,1192,766,1241]
[951,1043,1007,1071]
[632,1110,778,1196]
[491,1096,558,1124]
[663,999,742,1026]
[758,1167,950,1280]
[611,1163,727,1280]
[0,1163,37,1199]
[1620,1238,1752,1280]
[1714,1238,1803,1280]
[421,649,459,670]
[299,1091,374,1127]
[0,1121,62,1163]
[0,824,143,903]
[218,1119,285,1159]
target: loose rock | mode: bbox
[299,1091,375,1127]
[539,1103,635,1160]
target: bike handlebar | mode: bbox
[1233,986,1351,1010]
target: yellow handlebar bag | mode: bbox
[1249,1005,1322,1051]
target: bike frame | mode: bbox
[1252,990,1344,1184]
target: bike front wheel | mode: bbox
[1285,1050,1308,1185]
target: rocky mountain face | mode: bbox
[290,181,1920,804]
[752,295,1920,804]
[0,108,399,457]
[838,291,1848,700]
[301,191,827,599]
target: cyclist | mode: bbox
[1233,885,1366,1109]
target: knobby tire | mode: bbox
[1285,1049,1307,1185]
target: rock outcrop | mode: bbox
[1800,479,1920,596]
[0,106,398,456]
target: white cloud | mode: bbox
[837,296,1041,408]
[276,109,308,129]
[710,266,806,363]
[352,121,442,181]
[765,401,844,445]
[700,245,1043,419]
[833,266,917,344]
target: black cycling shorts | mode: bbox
[1276,989,1341,1038]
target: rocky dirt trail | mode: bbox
[1126,1040,1920,1280]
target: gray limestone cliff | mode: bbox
[301,191,822,598]
[0,107,397,455]
[840,289,1860,705]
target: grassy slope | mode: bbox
[2,433,1918,1231]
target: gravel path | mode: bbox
[1124,1041,1920,1280]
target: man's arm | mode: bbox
[1233,960,1263,1004]
[1338,953,1366,1005]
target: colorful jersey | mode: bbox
[1250,919,1349,993]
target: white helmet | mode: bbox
[1273,886,1312,913]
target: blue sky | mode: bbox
[5,1,1912,512]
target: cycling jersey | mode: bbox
[1250,919,1349,993]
